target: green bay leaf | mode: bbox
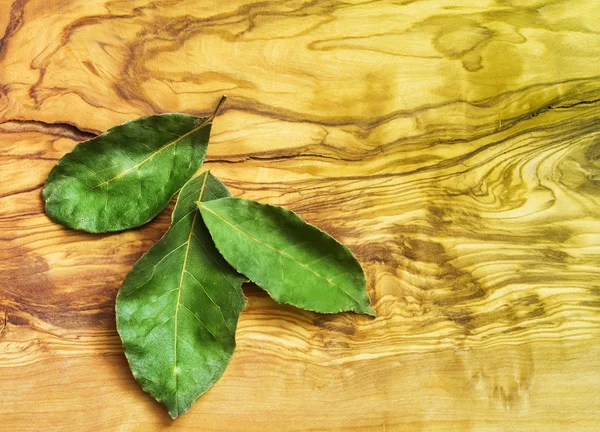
[198,198,375,316]
[43,97,226,233]
[116,172,246,419]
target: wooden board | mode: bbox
[1,0,600,430]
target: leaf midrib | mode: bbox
[172,173,209,414]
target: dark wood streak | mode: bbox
[0,310,6,337]
[0,0,27,58]
[27,12,137,108]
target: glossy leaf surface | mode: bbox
[198,198,375,316]
[43,97,226,233]
[116,172,246,418]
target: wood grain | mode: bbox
[1,0,600,430]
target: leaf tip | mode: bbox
[166,399,185,419]
[366,307,377,317]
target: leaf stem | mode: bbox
[194,95,227,129]
[208,95,227,123]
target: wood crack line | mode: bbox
[551,98,600,109]
[525,98,600,121]
[0,119,97,140]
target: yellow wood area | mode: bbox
[1,1,599,430]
